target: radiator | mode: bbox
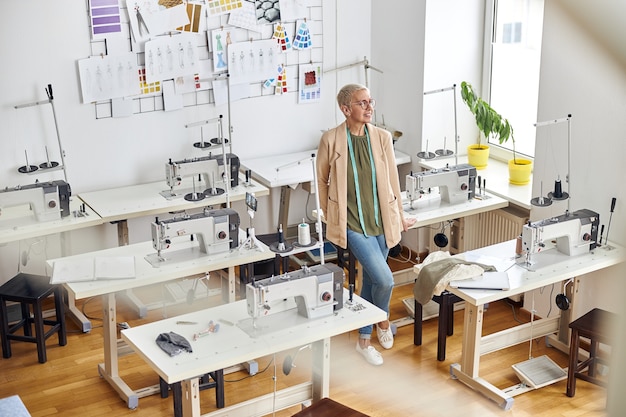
[461,207,529,251]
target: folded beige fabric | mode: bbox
[413,252,496,305]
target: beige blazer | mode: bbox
[316,122,405,249]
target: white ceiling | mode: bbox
[555,0,626,67]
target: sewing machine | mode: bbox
[246,263,344,320]
[165,156,221,195]
[150,208,240,261]
[209,152,240,188]
[406,164,476,207]
[0,180,71,222]
[521,209,599,263]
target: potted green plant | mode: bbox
[460,81,531,183]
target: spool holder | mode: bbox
[531,115,572,209]
[422,84,459,165]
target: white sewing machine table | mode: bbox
[427,239,625,410]
[242,149,411,230]
[121,289,386,417]
[0,196,102,245]
[401,191,508,230]
[78,174,269,245]
[46,237,274,410]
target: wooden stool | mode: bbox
[0,273,66,364]
[160,370,225,417]
[414,290,462,361]
[567,308,617,397]
[292,398,369,417]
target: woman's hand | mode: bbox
[402,217,417,232]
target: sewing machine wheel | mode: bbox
[193,141,213,149]
[39,161,60,169]
[417,151,436,160]
[203,187,225,197]
[18,165,39,173]
[184,192,205,202]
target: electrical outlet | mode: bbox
[243,360,258,375]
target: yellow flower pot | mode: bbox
[467,144,490,170]
[508,158,533,185]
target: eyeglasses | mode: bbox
[351,99,376,109]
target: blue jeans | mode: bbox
[347,229,393,338]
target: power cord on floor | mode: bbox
[224,356,276,383]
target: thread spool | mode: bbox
[553,180,563,199]
[515,235,523,256]
[298,219,311,246]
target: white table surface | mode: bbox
[419,156,532,210]
[241,149,411,189]
[401,191,509,229]
[417,239,625,409]
[0,196,102,245]
[78,174,269,223]
[122,290,385,384]
[447,240,625,306]
[121,289,386,416]
[47,237,274,301]
[46,236,275,410]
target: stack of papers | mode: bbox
[50,256,136,284]
[448,271,511,290]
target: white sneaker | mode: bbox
[376,324,394,349]
[356,341,383,366]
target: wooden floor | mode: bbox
[0,277,609,417]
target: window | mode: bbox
[484,0,544,159]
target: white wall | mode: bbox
[421,0,485,156]
[525,1,626,317]
[0,0,372,280]
[528,3,626,411]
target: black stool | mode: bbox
[0,273,66,363]
[566,308,616,397]
[414,290,462,361]
[160,370,225,417]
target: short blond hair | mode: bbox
[337,84,368,108]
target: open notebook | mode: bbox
[448,271,510,290]
[50,256,136,284]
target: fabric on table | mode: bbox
[413,251,496,305]
[156,332,193,357]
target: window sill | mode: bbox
[417,155,533,211]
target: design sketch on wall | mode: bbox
[211,29,231,73]
[144,33,200,83]
[228,0,262,32]
[126,0,189,45]
[86,0,322,119]
[298,63,321,103]
[278,0,308,21]
[255,0,281,23]
[228,39,282,85]
[90,0,123,39]
[78,53,140,103]
[177,2,204,33]
[207,0,244,16]
[272,23,292,51]
[292,19,311,50]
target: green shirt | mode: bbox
[346,133,383,236]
